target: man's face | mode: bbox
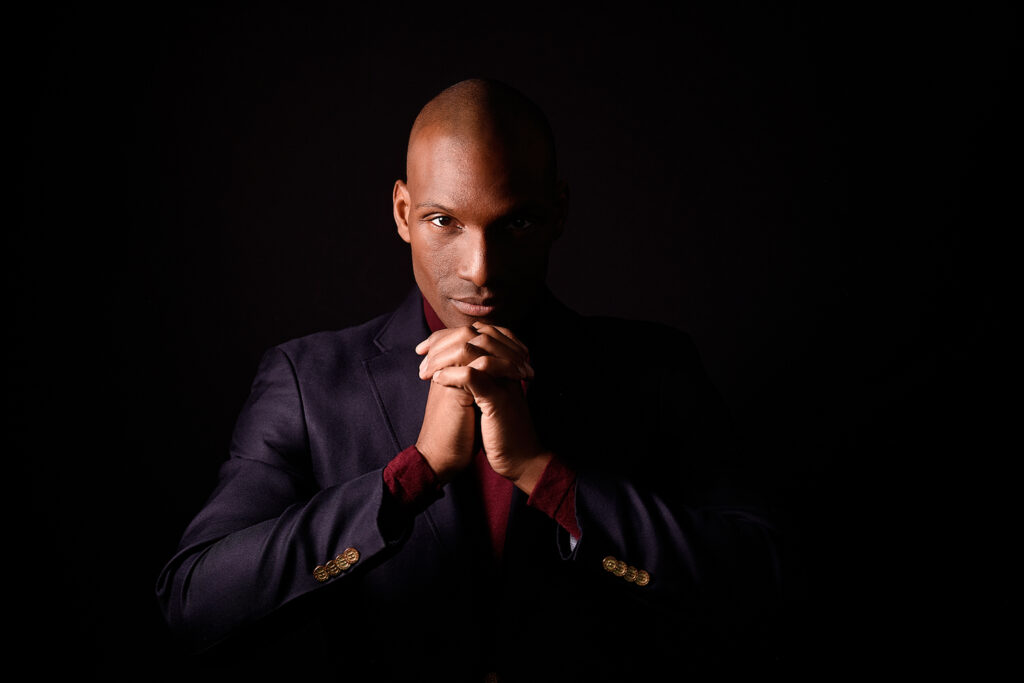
[394,125,566,329]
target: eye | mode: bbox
[429,215,457,229]
[508,217,535,232]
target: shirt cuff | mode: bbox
[526,455,582,540]
[379,445,444,540]
[383,444,444,510]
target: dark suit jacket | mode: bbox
[156,287,781,682]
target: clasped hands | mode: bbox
[414,322,551,495]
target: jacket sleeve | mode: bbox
[557,327,783,643]
[154,346,395,651]
[570,471,782,631]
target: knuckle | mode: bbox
[466,365,488,380]
[470,336,493,353]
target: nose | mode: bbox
[456,228,496,288]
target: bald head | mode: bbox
[406,78,557,190]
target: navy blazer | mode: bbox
[156,287,781,682]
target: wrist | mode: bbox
[510,451,553,496]
[415,442,462,486]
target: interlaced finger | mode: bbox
[419,337,487,380]
[471,322,529,356]
[465,333,528,367]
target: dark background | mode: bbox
[12,1,1017,678]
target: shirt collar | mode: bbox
[422,296,447,334]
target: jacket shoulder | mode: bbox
[256,309,403,387]
[270,288,424,368]
[278,312,389,358]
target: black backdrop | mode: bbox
[12,1,1018,679]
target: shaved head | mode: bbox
[406,78,558,191]
[394,78,567,328]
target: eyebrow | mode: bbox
[415,201,547,218]
[415,202,456,213]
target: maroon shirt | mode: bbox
[381,298,581,558]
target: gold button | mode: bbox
[623,566,638,583]
[635,570,650,586]
[602,556,618,573]
[613,560,627,577]
[334,555,351,571]
[342,547,360,565]
[313,565,329,582]
[325,559,341,576]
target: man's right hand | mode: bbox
[415,379,477,484]
[413,323,533,484]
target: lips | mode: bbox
[449,297,497,317]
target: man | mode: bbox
[156,78,782,682]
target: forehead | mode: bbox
[407,128,551,213]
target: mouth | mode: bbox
[449,297,497,317]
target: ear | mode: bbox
[552,180,569,240]
[393,179,412,244]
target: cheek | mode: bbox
[410,232,455,285]
[508,240,552,277]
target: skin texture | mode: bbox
[392,79,567,492]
